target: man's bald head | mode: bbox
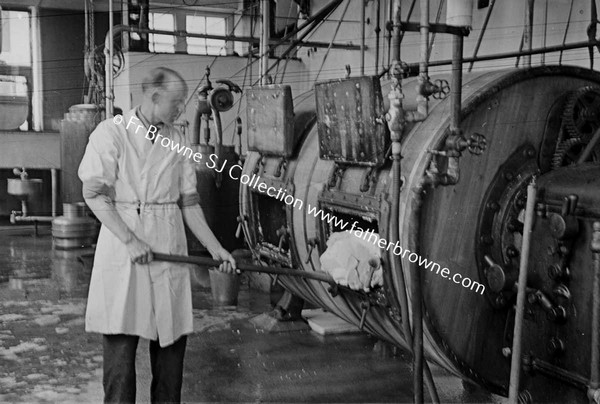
[141,67,188,96]
[140,67,188,124]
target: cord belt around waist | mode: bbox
[113,200,179,214]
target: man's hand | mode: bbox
[125,234,154,265]
[212,247,237,274]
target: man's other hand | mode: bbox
[212,247,237,274]
[125,235,154,265]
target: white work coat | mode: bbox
[78,108,199,347]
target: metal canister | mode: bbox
[52,202,99,249]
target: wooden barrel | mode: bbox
[240,66,600,398]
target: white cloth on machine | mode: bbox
[319,231,384,291]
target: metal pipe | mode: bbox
[589,222,600,403]
[523,0,535,67]
[411,191,424,404]
[361,0,366,75]
[419,0,430,79]
[541,0,548,65]
[526,356,589,389]
[104,0,114,117]
[11,215,54,223]
[468,0,496,72]
[152,252,337,286]
[375,0,381,76]
[405,39,600,71]
[577,127,600,164]
[261,0,270,85]
[392,0,402,63]
[29,6,43,130]
[508,179,538,403]
[450,34,463,133]
[212,108,223,187]
[411,0,431,121]
[51,168,57,217]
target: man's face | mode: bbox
[154,80,187,124]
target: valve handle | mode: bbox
[467,132,487,155]
[432,79,450,100]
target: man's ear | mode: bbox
[151,89,161,104]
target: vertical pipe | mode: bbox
[541,0,548,65]
[51,168,57,217]
[261,0,270,85]
[361,0,366,75]
[375,0,381,75]
[589,222,600,401]
[419,0,430,79]
[508,179,538,403]
[105,0,114,117]
[392,0,402,64]
[523,0,534,67]
[450,35,463,132]
[412,213,424,404]
[412,2,430,400]
[29,6,43,130]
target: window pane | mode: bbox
[149,12,175,53]
[186,15,226,56]
[0,10,31,66]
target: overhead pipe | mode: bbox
[404,39,600,72]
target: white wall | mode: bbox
[114,52,309,148]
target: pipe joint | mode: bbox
[591,222,600,253]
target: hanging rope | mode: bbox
[313,0,352,85]
[273,0,296,83]
[468,0,496,72]
[559,0,575,64]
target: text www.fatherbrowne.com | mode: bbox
[114,114,486,295]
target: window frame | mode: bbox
[146,8,233,56]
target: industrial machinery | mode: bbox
[238,65,600,404]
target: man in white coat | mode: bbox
[78,67,236,403]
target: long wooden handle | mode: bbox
[152,252,336,286]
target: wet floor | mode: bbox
[0,224,505,403]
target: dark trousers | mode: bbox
[102,334,187,403]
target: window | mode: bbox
[149,12,175,53]
[186,15,226,56]
[0,10,31,66]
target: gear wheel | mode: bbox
[562,86,600,142]
[552,137,600,168]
